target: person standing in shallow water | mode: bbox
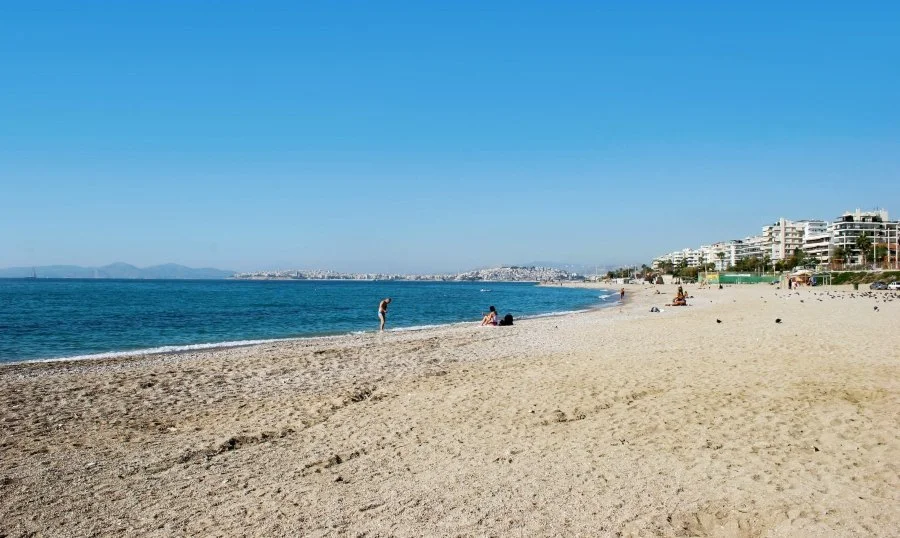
[620,288,625,300]
[378,298,391,331]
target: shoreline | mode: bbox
[1,292,618,368]
[2,283,897,536]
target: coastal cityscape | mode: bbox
[3,2,899,537]
[236,207,900,283]
[232,266,577,282]
[8,206,900,283]
[652,207,900,273]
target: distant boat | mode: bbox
[25,267,37,280]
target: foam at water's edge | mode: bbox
[388,322,469,332]
[10,339,296,365]
[4,334,354,366]
[519,309,592,319]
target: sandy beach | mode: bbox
[1,283,898,537]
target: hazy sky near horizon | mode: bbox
[2,2,898,273]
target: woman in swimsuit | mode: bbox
[481,305,497,326]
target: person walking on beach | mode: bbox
[620,288,625,301]
[378,298,391,331]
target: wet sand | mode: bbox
[1,283,898,536]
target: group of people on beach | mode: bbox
[787,276,811,289]
[377,298,512,331]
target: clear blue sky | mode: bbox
[2,1,898,273]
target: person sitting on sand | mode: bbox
[481,305,498,326]
[668,289,688,306]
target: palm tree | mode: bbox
[875,245,888,268]
[831,246,847,269]
[716,252,725,271]
[856,233,873,266]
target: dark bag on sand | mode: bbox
[498,314,514,326]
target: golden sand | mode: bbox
[1,283,898,536]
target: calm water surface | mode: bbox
[0,279,616,363]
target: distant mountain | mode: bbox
[0,263,234,280]
[141,263,234,280]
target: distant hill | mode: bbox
[518,261,619,276]
[0,263,234,280]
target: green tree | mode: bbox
[831,246,847,269]
[681,266,700,281]
[734,256,755,272]
[875,245,888,267]
[716,252,725,270]
[785,248,807,270]
[856,233,873,266]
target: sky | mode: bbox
[1,1,898,273]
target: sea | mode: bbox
[0,279,617,364]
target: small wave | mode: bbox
[21,338,299,364]
[480,288,491,292]
[598,293,616,299]
[389,323,462,332]
[519,309,592,319]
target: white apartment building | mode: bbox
[688,249,705,267]
[830,209,899,266]
[735,234,768,261]
[801,220,828,237]
[651,251,682,270]
[802,225,833,265]
[652,209,900,272]
[707,240,739,270]
[653,248,707,269]
[762,218,807,261]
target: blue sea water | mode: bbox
[0,279,616,363]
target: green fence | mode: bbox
[706,273,780,284]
